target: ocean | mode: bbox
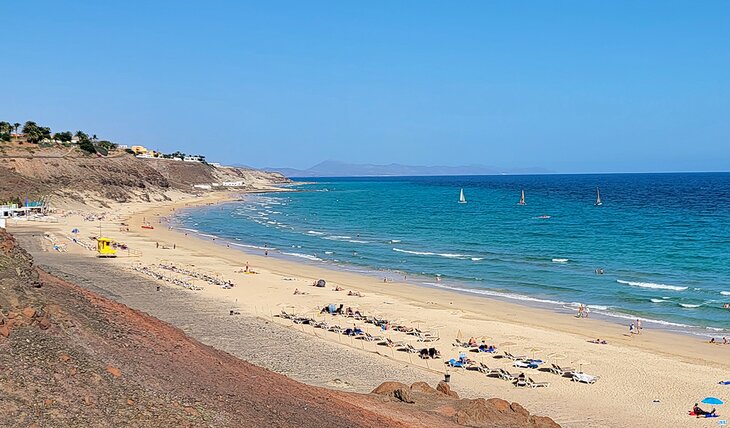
[174,173,730,336]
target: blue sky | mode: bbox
[2,1,729,173]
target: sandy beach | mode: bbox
[10,192,729,428]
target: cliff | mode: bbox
[0,144,289,205]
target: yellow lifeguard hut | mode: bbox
[96,237,117,258]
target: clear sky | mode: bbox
[2,1,729,173]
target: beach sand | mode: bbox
[10,192,729,427]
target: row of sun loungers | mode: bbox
[132,265,201,290]
[158,263,235,288]
[549,364,600,383]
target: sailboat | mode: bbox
[518,190,526,205]
[595,188,603,206]
[458,188,467,204]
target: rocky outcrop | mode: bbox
[372,381,560,428]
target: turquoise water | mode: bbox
[175,174,730,335]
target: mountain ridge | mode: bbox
[262,160,553,177]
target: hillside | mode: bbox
[0,143,289,205]
[0,228,559,428]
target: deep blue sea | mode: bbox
[175,173,730,335]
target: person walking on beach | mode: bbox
[629,323,635,334]
[636,319,642,334]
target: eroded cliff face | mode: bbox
[0,146,289,204]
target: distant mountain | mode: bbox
[263,160,552,178]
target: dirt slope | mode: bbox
[0,145,288,203]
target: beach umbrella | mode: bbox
[71,228,79,234]
[527,347,542,360]
[456,330,464,341]
[572,359,591,373]
[547,353,567,360]
[701,397,724,405]
[478,335,493,343]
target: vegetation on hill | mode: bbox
[0,119,115,155]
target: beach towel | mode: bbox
[719,381,730,385]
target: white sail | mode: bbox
[459,188,467,203]
[595,188,602,206]
[519,190,526,205]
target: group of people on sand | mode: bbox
[466,337,497,353]
[629,319,642,334]
[708,336,728,345]
[316,282,364,297]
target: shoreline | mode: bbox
[11,192,730,427]
[170,197,725,340]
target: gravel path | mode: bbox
[18,233,442,393]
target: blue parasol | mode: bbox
[701,397,724,405]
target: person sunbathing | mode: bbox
[468,337,478,347]
[692,403,716,417]
[478,343,496,352]
[334,285,344,291]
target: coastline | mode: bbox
[171,196,724,340]
[11,192,730,427]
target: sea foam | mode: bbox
[617,279,687,292]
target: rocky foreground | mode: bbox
[0,227,559,427]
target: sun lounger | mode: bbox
[328,325,344,334]
[527,377,550,388]
[498,369,518,381]
[513,360,539,369]
[550,364,575,376]
[453,339,472,348]
[504,351,527,361]
[446,358,466,368]
[383,338,406,348]
[415,332,439,342]
[362,332,384,342]
[476,362,495,375]
[405,344,421,354]
[514,377,528,387]
[572,372,600,384]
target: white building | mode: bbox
[184,156,204,162]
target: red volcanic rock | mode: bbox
[372,382,415,403]
[37,314,51,330]
[410,381,439,394]
[437,381,460,399]
[456,397,561,428]
[22,307,37,319]
[106,366,122,378]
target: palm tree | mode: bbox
[13,122,20,134]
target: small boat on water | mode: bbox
[518,190,526,206]
[595,188,603,206]
[458,188,467,204]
